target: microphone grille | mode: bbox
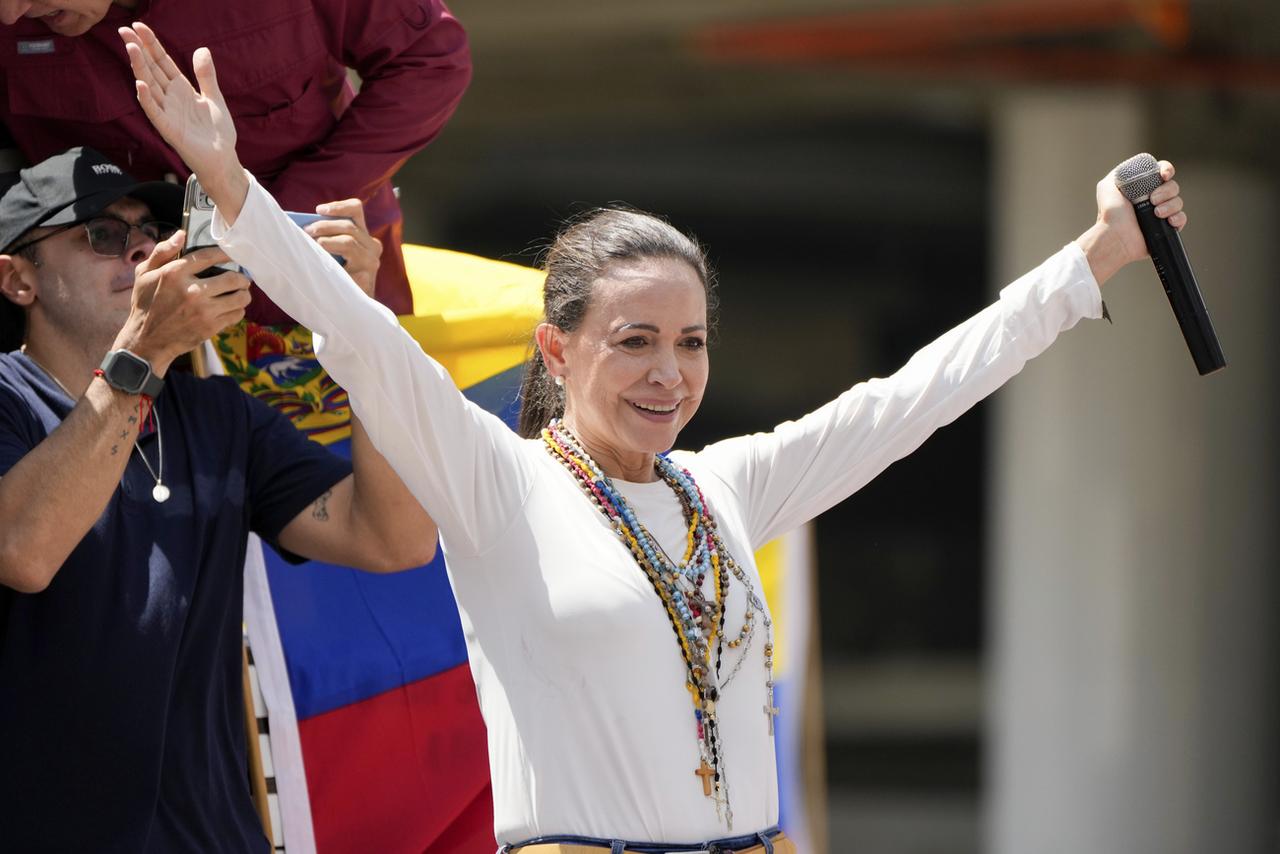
[1114,153,1162,202]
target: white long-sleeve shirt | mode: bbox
[214,176,1101,844]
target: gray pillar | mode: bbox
[987,90,1278,854]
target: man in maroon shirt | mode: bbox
[0,0,471,324]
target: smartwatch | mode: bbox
[98,349,164,398]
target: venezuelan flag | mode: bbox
[756,525,823,852]
[228,246,543,854]
[228,245,824,852]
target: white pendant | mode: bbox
[152,483,171,503]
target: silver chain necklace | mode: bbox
[134,409,168,503]
[20,347,74,398]
[21,347,169,503]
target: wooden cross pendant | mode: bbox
[763,682,780,735]
[695,760,715,796]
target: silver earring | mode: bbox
[554,375,564,387]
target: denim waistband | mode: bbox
[499,825,783,853]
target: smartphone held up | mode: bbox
[179,175,349,278]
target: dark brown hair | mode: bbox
[517,207,717,438]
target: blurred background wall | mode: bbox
[396,1,1280,850]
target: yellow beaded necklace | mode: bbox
[542,420,776,829]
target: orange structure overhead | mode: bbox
[696,0,1190,61]
[693,0,1280,90]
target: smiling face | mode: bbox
[0,0,118,36]
[542,255,710,481]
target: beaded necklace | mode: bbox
[541,419,776,830]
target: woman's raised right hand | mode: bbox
[118,23,248,219]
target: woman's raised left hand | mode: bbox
[1077,158,1187,287]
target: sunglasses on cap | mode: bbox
[5,215,178,259]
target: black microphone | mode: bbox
[1113,153,1226,376]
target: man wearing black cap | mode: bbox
[0,147,438,852]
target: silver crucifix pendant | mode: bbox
[763,680,779,735]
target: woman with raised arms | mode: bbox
[119,22,1187,854]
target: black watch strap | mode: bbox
[99,349,164,398]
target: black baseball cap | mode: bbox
[0,146,182,253]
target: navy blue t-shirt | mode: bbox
[0,352,351,853]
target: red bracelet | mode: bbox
[94,368,154,433]
[139,394,155,434]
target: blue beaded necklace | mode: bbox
[543,420,776,829]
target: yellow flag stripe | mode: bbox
[754,538,789,679]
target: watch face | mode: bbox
[110,352,150,390]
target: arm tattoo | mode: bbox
[111,444,119,456]
[311,489,332,522]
